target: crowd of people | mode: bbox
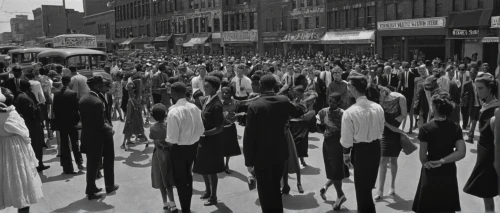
[0,51,499,213]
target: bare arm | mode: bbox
[492,108,500,194]
[396,95,407,122]
[419,142,428,165]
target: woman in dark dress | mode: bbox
[317,93,349,210]
[412,92,466,213]
[463,73,500,212]
[374,86,407,200]
[192,76,225,206]
[221,86,242,174]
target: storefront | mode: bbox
[281,30,325,56]
[119,37,137,50]
[489,16,500,71]
[173,35,185,55]
[320,30,375,57]
[222,30,258,57]
[262,33,285,57]
[153,34,173,52]
[129,37,154,50]
[377,17,448,61]
[183,33,211,55]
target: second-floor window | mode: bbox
[194,18,199,33]
[188,19,193,33]
[386,3,395,21]
[266,19,271,32]
[424,0,433,18]
[315,16,320,28]
[214,18,220,32]
[223,15,229,31]
[307,0,313,7]
[291,18,299,31]
[367,6,375,27]
[282,16,288,31]
[250,12,256,30]
[304,17,311,29]
[436,0,447,17]
[242,13,248,30]
[327,11,334,30]
[466,0,478,10]
[292,0,297,9]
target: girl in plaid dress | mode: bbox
[142,70,153,125]
[110,72,124,121]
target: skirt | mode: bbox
[285,126,300,174]
[151,147,174,189]
[463,142,498,198]
[412,165,461,213]
[193,133,225,174]
[0,135,43,209]
[222,124,241,157]
[381,128,402,157]
[290,120,310,158]
[323,134,350,181]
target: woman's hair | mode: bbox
[1,87,13,106]
[475,73,498,96]
[431,92,455,117]
[365,85,380,103]
[205,76,221,92]
[220,79,230,88]
[39,67,48,76]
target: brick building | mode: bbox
[0,32,12,44]
[113,0,155,50]
[260,0,289,56]
[83,0,111,17]
[10,15,36,43]
[83,11,115,51]
[32,5,85,38]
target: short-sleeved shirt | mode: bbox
[149,122,167,141]
[317,107,344,138]
[166,98,204,145]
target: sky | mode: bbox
[0,0,84,33]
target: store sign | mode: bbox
[290,7,324,17]
[222,31,258,42]
[282,31,324,41]
[263,36,280,43]
[186,10,221,20]
[53,36,97,48]
[492,16,500,28]
[451,28,480,37]
[175,37,184,46]
[223,7,256,15]
[377,17,446,30]
[96,35,106,42]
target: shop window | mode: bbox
[436,0,447,17]
[188,19,193,33]
[291,18,299,31]
[194,18,199,33]
[424,0,433,17]
[223,15,229,31]
[315,16,320,28]
[250,12,255,30]
[242,13,248,30]
[327,11,334,30]
[214,18,220,32]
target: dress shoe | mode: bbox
[106,184,119,194]
[77,164,85,170]
[297,183,304,194]
[319,188,327,201]
[200,192,210,199]
[36,165,50,172]
[332,195,347,211]
[204,199,217,206]
[96,188,103,193]
[96,171,103,179]
[63,171,78,175]
[87,193,103,200]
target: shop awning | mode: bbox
[212,33,221,44]
[120,37,137,45]
[482,37,499,43]
[320,30,375,44]
[113,38,127,44]
[183,37,209,47]
[153,35,172,43]
[280,31,325,43]
[448,9,493,28]
[130,36,154,44]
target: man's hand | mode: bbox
[343,154,352,168]
[247,166,256,176]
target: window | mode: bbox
[194,18,199,33]
[292,0,297,9]
[304,17,311,29]
[242,13,247,30]
[307,0,312,7]
[479,0,484,8]
[357,7,364,27]
[201,18,206,32]
[146,24,150,36]
[315,16,320,28]
[327,11,334,29]
[230,14,235,31]
[273,18,277,31]
[208,0,212,7]
[339,10,345,29]
[201,0,206,8]
[194,0,199,9]
[189,0,194,9]
[465,0,478,10]
[214,18,220,32]
[291,18,299,31]
[235,14,240,30]
[396,2,405,20]
[250,12,256,29]
[215,0,219,7]
[436,0,447,16]
[424,0,433,17]
[367,6,375,27]
[344,10,349,28]
[266,19,271,32]
[282,16,288,31]
[167,20,171,34]
[223,15,229,31]
[225,0,229,6]
[188,19,193,33]
[300,0,304,8]
[386,3,395,21]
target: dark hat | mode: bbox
[87,75,103,85]
[259,74,277,88]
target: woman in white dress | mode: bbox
[0,87,43,213]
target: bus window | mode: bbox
[11,54,19,63]
[21,53,34,63]
[91,55,106,70]
[39,56,65,65]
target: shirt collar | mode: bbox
[175,98,188,106]
[355,96,368,103]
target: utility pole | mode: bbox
[257,0,264,56]
[63,0,69,34]
[150,0,155,37]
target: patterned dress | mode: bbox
[222,99,241,157]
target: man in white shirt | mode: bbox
[231,64,253,125]
[341,72,384,213]
[25,72,46,105]
[167,82,205,213]
[191,65,207,95]
[69,65,90,100]
[320,63,332,88]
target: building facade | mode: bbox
[10,15,36,43]
[0,32,12,44]
[83,10,115,52]
[83,0,111,17]
[32,5,85,39]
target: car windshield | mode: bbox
[21,53,35,63]
[11,53,19,63]
[39,56,65,65]
[91,55,107,70]
[68,55,90,70]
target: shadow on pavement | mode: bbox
[282,192,320,210]
[386,194,414,212]
[219,170,248,184]
[52,197,114,212]
[301,165,321,175]
[308,144,319,149]
[116,149,152,168]
[209,202,232,213]
[39,172,84,183]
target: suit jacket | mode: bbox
[243,92,303,168]
[14,92,37,121]
[448,81,461,123]
[152,72,169,95]
[461,80,476,109]
[79,91,113,152]
[53,86,80,129]
[98,92,113,125]
[387,73,399,88]
[397,70,416,95]
[4,77,22,99]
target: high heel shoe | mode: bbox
[319,188,327,201]
[332,195,347,211]
[204,199,217,206]
[281,185,290,194]
[297,183,304,194]
[373,191,383,201]
[200,192,210,199]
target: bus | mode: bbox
[37,48,108,78]
[7,48,52,72]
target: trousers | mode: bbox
[171,143,198,213]
[85,135,115,195]
[255,162,285,213]
[352,140,381,213]
[60,127,83,173]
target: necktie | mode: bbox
[473,83,480,107]
[405,72,408,88]
[15,78,20,92]
[388,74,391,85]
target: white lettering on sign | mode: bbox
[290,7,325,16]
[223,7,256,15]
[452,29,480,36]
[222,31,258,42]
[377,17,446,30]
[492,16,500,28]
[54,36,97,48]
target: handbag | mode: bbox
[400,133,417,155]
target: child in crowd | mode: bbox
[220,83,242,174]
[110,71,124,121]
[149,104,177,212]
[122,80,147,150]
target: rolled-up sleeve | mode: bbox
[340,111,354,149]
[166,110,180,144]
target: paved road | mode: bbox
[3,118,500,213]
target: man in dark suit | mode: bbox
[397,62,416,133]
[461,69,480,143]
[4,65,24,99]
[79,76,118,200]
[243,74,304,213]
[53,76,83,174]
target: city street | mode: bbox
[3,118,499,213]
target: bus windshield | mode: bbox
[20,53,35,63]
